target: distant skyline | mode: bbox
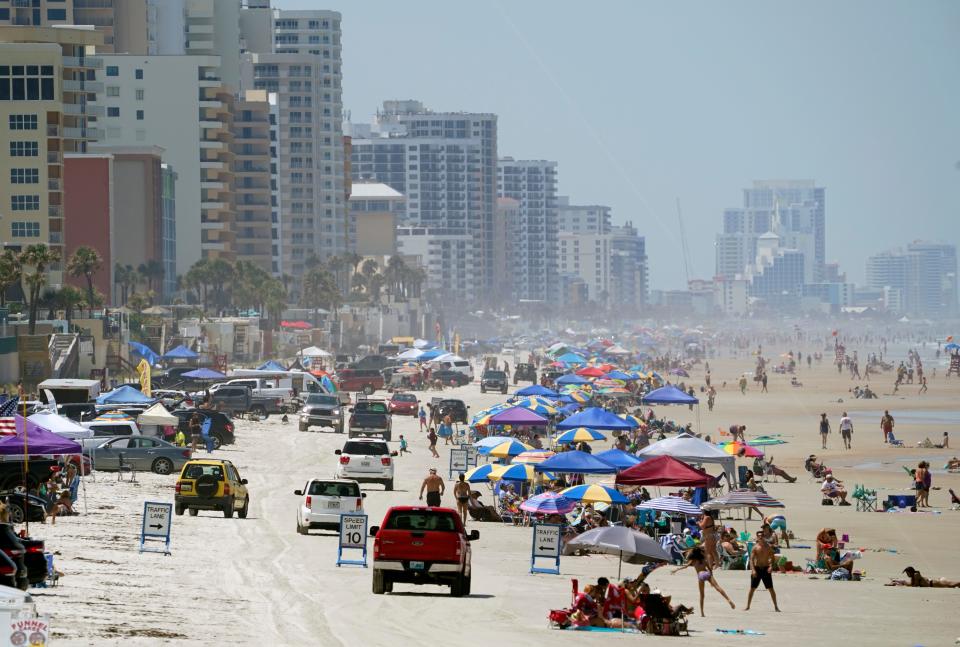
[280,0,960,289]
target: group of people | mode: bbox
[565,571,693,630]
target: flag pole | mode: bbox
[19,383,28,536]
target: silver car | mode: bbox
[86,435,192,475]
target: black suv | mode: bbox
[513,363,538,384]
[435,399,469,424]
[431,370,470,387]
[480,370,508,394]
[172,409,236,449]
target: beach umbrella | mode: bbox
[746,435,787,447]
[491,463,540,482]
[721,441,765,458]
[182,367,226,380]
[512,450,555,464]
[556,374,590,386]
[554,427,607,444]
[561,390,591,405]
[669,368,690,377]
[514,384,559,398]
[621,414,645,428]
[464,464,499,483]
[520,492,576,515]
[566,526,671,579]
[486,439,534,458]
[594,448,643,470]
[944,342,960,352]
[473,435,513,449]
[604,370,634,381]
[560,484,629,505]
[92,410,135,423]
[557,407,637,431]
[576,366,606,378]
[510,397,560,416]
[701,489,785,511]
[636,496,703,516]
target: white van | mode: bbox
[431,357,474,381]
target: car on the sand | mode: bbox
[479,370,508,394]
[387,392,419,416]
[175,459,249,518]
[370,506,478,596]
[298,392,346,432]
[294,478,365,534]
[84,435,192,474]
[334,439,397,491]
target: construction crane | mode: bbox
[676,198,691,286]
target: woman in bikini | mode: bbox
[886,566,960,588]
[671,546,736,616]
[698,512,720,570]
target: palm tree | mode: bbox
[366,273,385,305]
[19,244,60,334]
[127,292,149,315]
[207,258,234,311]
[66,245,102,311]
[57,285,86,322]
[300,267,341,312]
[114,263,136,305]
[185,259,212,311]
[0,250,21,308]
[385,256,407,300]
[404,265,427,299]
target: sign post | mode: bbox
[337,513,368,567]
[460,443,477,468]
[140,501,172,555]
[448,448,468,480]
[530,523,561,574]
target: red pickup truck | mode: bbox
[370,506,479,596]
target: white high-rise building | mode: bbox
[867,243,958,317]
[557,196,611,234]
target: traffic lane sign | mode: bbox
[532,524,561,558]
[143,502,172,538]
[339,514,367,549]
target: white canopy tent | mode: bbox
[636,433,735,484]
[300,346,332,358]
[137,403,178,427]
[26,410,93,440]
[396,348,425,360]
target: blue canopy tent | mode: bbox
[163,345,199,360]
[257,360,286,371]
[514,384,559,398]
[556,407,638,431]
[603,370,634,381]
[96,384,156,405]
[556,352,587,365]
[534,450,618,475]
[595,448,644,470]
[182,368,226,380]
[556,374,589,386]
[418,349,448,361]
[128,341,161,366]
[641,384,698,405]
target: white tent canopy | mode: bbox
[396,348,425,360]
[137,403,178,426]
[27,410,93,440]
[605,344,631,355]
[300,346,332,358]
[636,433,735,484]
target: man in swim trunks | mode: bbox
[745,534,781,611]
[419,468,445,507]
[453,473,471,523]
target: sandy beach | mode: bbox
[30,344,960,646]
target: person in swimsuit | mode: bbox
[764,514,790,548]
[419,468,444,507]
[886,566,960,588]
[671,546,735,616]
[698,512,720,570]
[745,534,781,611]
[453,473,471,523]
[426,427,439,458]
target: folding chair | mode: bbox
[116,452,136,483]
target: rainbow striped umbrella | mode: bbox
[560,484,629,505]
[555,427,607,444]
[93,410,135,423]
[486,439,534,458]
[721,441,765,458]
[512,450,556,464]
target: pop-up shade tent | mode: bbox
[488,407,549,427]
[641,384,698,405]
[137,403,179,427]
[534,450,618,475]
[163,345,199,360]
[615,455,715,487]
[594,448,643,470]
[96,384,155,405]
[0,416,83,455]
[182,368,225,380]
[556,407,637,431]
[257,360,286,371]
[556,374,589,386]
[514,385,559,398]
[27,410,93,440]
[635,433,734,484]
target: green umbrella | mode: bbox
[747,435,786,446]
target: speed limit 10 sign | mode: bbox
[337,513,368,567]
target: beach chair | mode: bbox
[886,432,905,448]
[853,485,878,512]
[116,452,136,483]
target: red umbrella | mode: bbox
[576,366,605,377]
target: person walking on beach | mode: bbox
[918,376,928,394]
[818,413,831,449]
[671,546,736,616]
[398,434,411,455]
[426,426,439,458]
[189,413,203,454]
[838,412,853,450]
[419,468,445,507]
[761,373,768,393]
[745,534,781,612]
[453,473,471,523]
[418,405,427,431]
[881,410,894,444]
[739,376,748,395]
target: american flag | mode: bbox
[0,397,20,435]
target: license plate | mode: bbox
[181,483,193,491]
[327,500,340,509]
[361,460,371,467]
[409,561,425,571]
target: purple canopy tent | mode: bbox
[488,407,550,427]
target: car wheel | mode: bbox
[251,405,268,418]
[450,574,465,597]
[385,479,394,491]
[463,575,471,596]
[383,433,392,443]
[362,385,374,396]
[7,503,24,524]
[480,387,485,394]
[175,503,185,516]
[297,519,307,535]
[188,508,198,516]
[238,497,249,519]
[152,457,174,475]
[299,422,308,432]
[384,574,394,593]
[372,569,386,594]
[211,435,223,450]
[223,499,235,518]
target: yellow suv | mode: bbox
[175,459,249,518]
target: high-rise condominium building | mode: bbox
[867,242,958,317]
[240,8,346,289]
[146,0,241,89]
[0,0,148,53]
[232,89,274,273]
[348,100,498,302]
[0,26,103,284]
[497,158,559,303]
[557,196,611,234]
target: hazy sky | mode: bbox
[281,0,960,289]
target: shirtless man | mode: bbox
[745,534,781,611]
[419,468,445,507]
[453,473,471,523]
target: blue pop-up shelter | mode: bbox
[534,450,618,475]
[257,360,286,371]
[128,341,161,366]
[163,345,199,360]
[556,374,589,386]
[96,384,156,405]
[641,384,698,405]
[556,352,587,365]
[595,448,644,470]
[514,384,558,398]
[418,349,448,361]
[556,407,638,431]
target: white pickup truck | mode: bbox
[209,378,294,410]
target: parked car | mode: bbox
[513,363,538,384]
[435,399,469,425]
[0,458,60,491]
[0,492,46,524]
[210,378,293,410]
[172,409,236,448]
[175,459,249,518]
[334,439,396,491]
[387,392,419,416]
[430,370,470,387]
[0,524,27,590]
[337,369,385,395]
[298,393,345,433]
[479,370,508,394]
[370,506,478,596]
[85,435,192,475]
[80,419,139,447]
[202,385,282,418]
[348,399,392,442]
[294,478,365,534]
[431,359,474,382]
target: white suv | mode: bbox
[294,478,366,534]
[334,439,396,491]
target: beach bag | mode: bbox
[830,568,850,581]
